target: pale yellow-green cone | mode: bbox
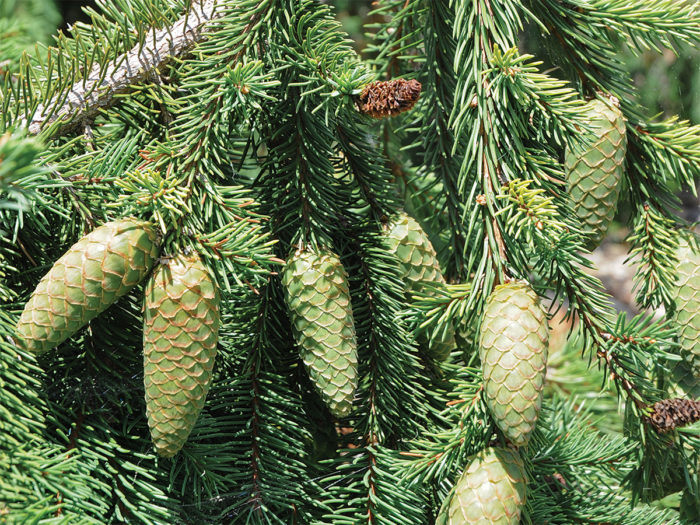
[479,282,548,447]
[16,218,159,355]
[282,248,358,418]
[668,360,700,399]
[565,97,627,249]
[383,212,455,360]
[444,447,526,525]
[143,252,220,457]
[671,237,700,377]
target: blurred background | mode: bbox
[1,0,699,315]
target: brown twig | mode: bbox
[335,125,386,222]
[475,0,508,284]
[15,235,38,267]
[247,285,267,515]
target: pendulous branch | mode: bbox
[23,0,219,137]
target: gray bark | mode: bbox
[22,0,219,136]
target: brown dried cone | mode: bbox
[479,281,548,447]
[282,248,358,418]
[646,398,700,433]
[358,79,421,119]
[441,447,527,525]
[16,218,159,355]
[143,252,220,457]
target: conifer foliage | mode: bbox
[0,0,699,523]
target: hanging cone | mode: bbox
[565,96,627,249]
[668,359,700,399]
[479,281,548,447]
[383,212,455,360]
[444,447,527,525]
[282,248,358,418]
[671,237,700,377]
[16,218,159,355]
[143,252,220,457]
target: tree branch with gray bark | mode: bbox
[20,0,219,138]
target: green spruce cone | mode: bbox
[16,218,159,355]
[671,237,700,377]
[445,447,526,525]
[479,281,548,447]
[669,360,700,400]
[383,212,454,360]
[282,248,358,418]
[143,252,220,457]
[565,96,627,249]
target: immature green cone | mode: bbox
[445,447,526,525]
[282,248,358,418]
[383,212,454,360]
[143,252,220,457]
[479,281,548,447]
[668,360,700,399]
[16,218,158,355]
[565,96,627,249]
[671,238,700,377]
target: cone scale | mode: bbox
[479,281,548,447]
[143,252,220,457]
[445,447,527,525]
[565,97,627,249]
[282,248,358,418]
[383,212,455,360]
[16,218,159,355]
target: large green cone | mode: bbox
[565,97,627,249]
[16,218,159,355]
[282,248,358,418]
[143,252,220,457]
[383,212,454,360]
[671,237,700,377]
[444,447,526,525]
[479,282,548,447]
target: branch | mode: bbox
[23,0,220,137]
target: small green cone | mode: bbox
[671,237,700,377]
[383,212,454,360]
[565,96,627,249]
[479,281,548,447]
[282,248,358,418]
[16,218,159,355]
[668,359,700,399]
[445,447,526,525]
[143,252,220,457]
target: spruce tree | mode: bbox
[1,0,699,523]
